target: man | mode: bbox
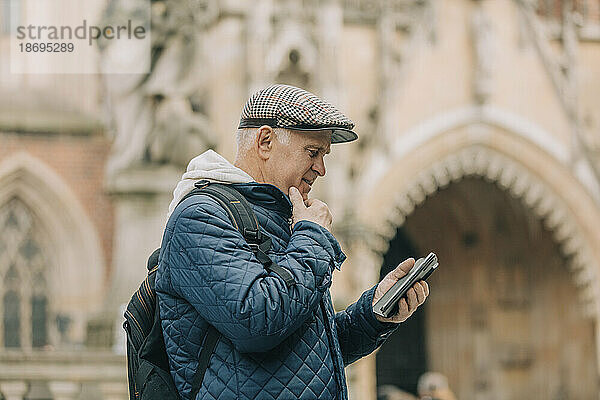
[156,84,429,400]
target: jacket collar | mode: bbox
[232,182,293,219]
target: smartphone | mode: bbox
[373,252,439,319]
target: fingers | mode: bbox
[305,198,328,208]
[406,287,418,310]
[376,275,431,323]
[414,282,426,304]
[421,280,430,297]
[289,187,306,209]
[407,281,429,310]
[387,258,415,281]
[397,297,409,317]
[375,258,417,305]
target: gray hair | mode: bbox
[236,127,291,154]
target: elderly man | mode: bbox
[156,84,429,400]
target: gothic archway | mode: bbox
[359,108,600,317]
[369,145,599,317]
[376,176,598,398]
[357,111,600,398]
[0,152,106,346]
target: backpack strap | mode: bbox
[190,325,219,400]
[250,238,296,287]
[188,180,296,287]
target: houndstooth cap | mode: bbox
[238,84,358,144]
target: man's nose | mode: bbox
[312,156,326,176]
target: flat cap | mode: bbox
[238,84,358,144]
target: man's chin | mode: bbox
[297,182,311,200]
[301,187,311,201]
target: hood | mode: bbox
[167,150,254,218]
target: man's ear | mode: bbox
[256,125,274,160]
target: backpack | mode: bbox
[123,181,295,400]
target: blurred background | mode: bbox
[1,0,600,399]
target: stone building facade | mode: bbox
[1,0,600,399]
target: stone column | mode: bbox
[105,165,181,307]
[99,381,129,400]
[317,0,349,219]
[97,0,216,350]
[246,0,273,95]
[345,243,382,400]
[91,165,181,348]
[351,355,377,400]
[48,381,81,400]
[596,316,600,400]
[0,381,28,400]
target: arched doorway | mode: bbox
[376,177,598,398]
[0,153,106,346]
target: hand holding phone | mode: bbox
[373,252,438,319]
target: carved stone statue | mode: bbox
[99,0,218,177]
[96,0,220,341]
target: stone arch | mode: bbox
[0,153,106,336]
[359,107,600,317]
[360,106,600,201]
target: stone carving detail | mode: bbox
[342,0,427,24]
[269,22,317,89]
[498,343,534,369]
[580,131,600,181]
[516,0,600,185]
[373,146,599,316]
[470,2,494,104]
[274,49,312,89]
[247,0,319,94]
[375,0,435,151]
[100,0,218,176]
[246,0,274,93]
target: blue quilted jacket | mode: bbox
[156,182,398,400]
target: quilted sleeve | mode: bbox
[334,285,399,366]
[160,196,344,353]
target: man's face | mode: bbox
[266,130,331,201]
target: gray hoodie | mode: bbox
[167,150,253,219]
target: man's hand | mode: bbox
[372,258,430,323]
[289,186,332,231]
